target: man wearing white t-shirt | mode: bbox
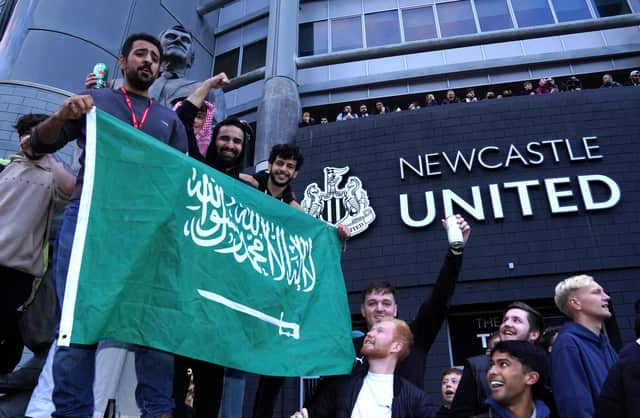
[291,317,434,418]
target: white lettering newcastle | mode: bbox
[184,168,316,292]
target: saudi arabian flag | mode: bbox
[58,108,355,377]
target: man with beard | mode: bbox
[171,76,252,418]
[552,275,617,418]
[0,114,75,373]
[450,302,545,418]
[248,144,303,209]
[30,33,187,418]
[291,318,434,418]
[476,341,551,418]
[172,115,251,417]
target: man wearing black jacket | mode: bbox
[353,215,469,388]
[292,318,435,418]
[450,302,544,418]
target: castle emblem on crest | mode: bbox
[301,166,376,237]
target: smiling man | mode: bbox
[551,275,618,418]
[478,340,551,418]
[450,302,544,418]
[250,144,304,209]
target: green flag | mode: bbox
[58,109,355,377]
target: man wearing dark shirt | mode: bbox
[30,33,187,418]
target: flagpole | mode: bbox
[58,108,97,346]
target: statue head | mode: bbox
[159,25,195,70]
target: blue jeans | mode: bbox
[52,200,174,418]
[218,368,246,418]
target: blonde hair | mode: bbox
[554,274,595,316]
[381,317,414,361]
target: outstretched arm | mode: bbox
[411,214,470,349]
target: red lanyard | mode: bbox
[121,87,153,129]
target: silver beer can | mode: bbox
[446,215,464,250]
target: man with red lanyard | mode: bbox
[29,33,187,418]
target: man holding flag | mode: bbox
[30,33,187,418]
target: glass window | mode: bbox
[552,0,592,21]
[331,16,363,52]
[589,0,631,17]
[299,20,329,56]
[437,1,477,37]
[241,39,267,74]
[365,10,401,47]
[475,0,514,31]
[402,6,437,41]
[214,48,239,77]
[511,0,555,27]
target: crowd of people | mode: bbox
[0,26,638,418]
[299,71,640,126]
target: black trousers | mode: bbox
[173,354,225,418]
[253,375,285,418]
[0,265,34,373]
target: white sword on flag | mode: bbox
[197,289,300,339]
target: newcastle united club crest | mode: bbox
[301,166,376,237]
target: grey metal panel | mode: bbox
[522,37,563,54]
[300,92,331,107]
[216,27,243,54]
[242,17,269,44]
[369,82,409,97]
[219,0,244,25]
[612,56,640,69]
[329,61,367,79]
[31,0,131,56]
[482,41,523,59]
[448,74,490,88]
[601,26,640,46]
[328,0,362,18]
[488,68,532,83]
[400,0,435,7]
[225,88,239,107]
[364,0,398,13]
[216,18,267,54]
[297,66,331,85]
[561,31,605,50]
[529,63,572,78]
[444,46,484,64]
[405,51,445,69]
[570,60,616,74]
[408,77,449,93]
[246,0,269,14]
[330,88,369,103]
[235,79,264,103]
[299,0,329,23]
[367,56,405,74]
[8,31,117,92]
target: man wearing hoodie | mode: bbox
[474,340,551,418]
[551,274,618,418]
